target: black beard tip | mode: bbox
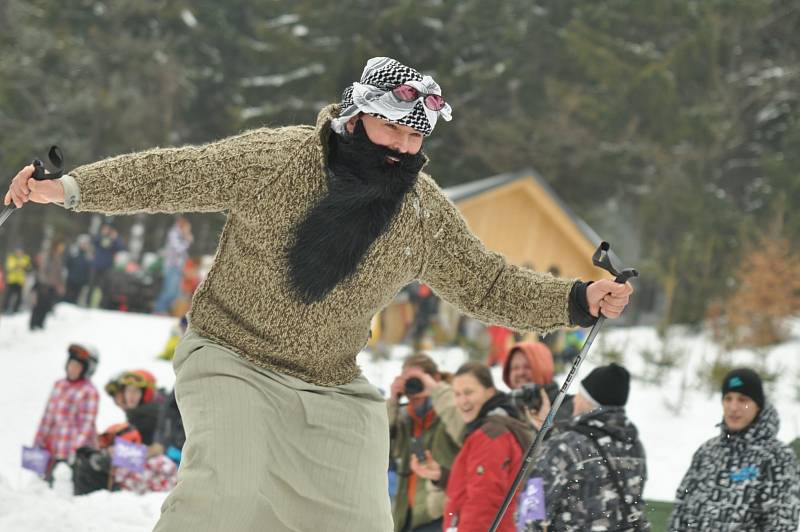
[288,278,326,305]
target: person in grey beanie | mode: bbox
[6,57,633,532]
[668,368,800,531]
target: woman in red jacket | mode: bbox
[411,362,532,532]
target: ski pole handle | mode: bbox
[1,159,53,214]
[0,159,45,218]
[593,241,638,285]
[33,146,64,181]
[0,146,64,228]
[613,269,638,284]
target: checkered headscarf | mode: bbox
[331,57,453,136]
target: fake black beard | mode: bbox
[288,121,426,304]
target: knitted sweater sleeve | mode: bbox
[69,127,292,214]
[417,175,573,332]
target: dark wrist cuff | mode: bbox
[433,467,450,489]
[569,280,598,327]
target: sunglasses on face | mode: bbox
[391,84,446,111]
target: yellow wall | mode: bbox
[454,177,604,281]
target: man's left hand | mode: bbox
[586,279,634,319]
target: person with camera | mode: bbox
[523,363,650,531]
[410,362,532,532]
[387,354,461,532]
[503,341,574,431]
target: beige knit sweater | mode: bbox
[68,104,575,386]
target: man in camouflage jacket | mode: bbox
[668,368,800,531]
[523,363,650,531]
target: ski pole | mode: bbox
[488,241,638,532]
[0,146,64,230]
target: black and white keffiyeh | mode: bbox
[331,57,453,136]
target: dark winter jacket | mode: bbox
[790,436,800,462]
[92,234,124,272]
[38,250,65,290]
[524,406,650,532]
[443,393,533,532]
[125,400,161,446]
[668,403,800,532]
[390,400,460,532]
[66,249,92,286]
[152,390,185,451]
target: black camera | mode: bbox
[410,436,426,461]
[404,377,424,396]
[509,382,559,412]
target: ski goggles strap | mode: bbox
[119,371,151,388]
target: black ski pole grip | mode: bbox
[32,146,64,181]
[592,241,639,284]
[1,147,64,219]
[614,268,638,284]
[4,159,46,210]
[31,159,46,180]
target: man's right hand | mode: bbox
[410,450,442,481]
[389,375,406,400]
[4,165,65,208]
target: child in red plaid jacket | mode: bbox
[33,344,100,464]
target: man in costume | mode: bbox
[6,56,632,531]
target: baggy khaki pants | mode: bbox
[153,329,393,532]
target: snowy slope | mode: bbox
[1,305,798,530]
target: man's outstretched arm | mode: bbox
[5,127,292,215]
[416,174,632,333]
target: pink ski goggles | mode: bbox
[391,84,446,111]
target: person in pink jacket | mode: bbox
[33,344,100,478]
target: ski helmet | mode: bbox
[67,343,99,379]
[104,372,126,398]
[119,369,157,404]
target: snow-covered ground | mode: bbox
[1,305,798,530]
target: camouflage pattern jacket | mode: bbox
[523,406,650,531]
[668,403,800,532]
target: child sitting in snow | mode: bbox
[117,369,163,445]
[73,422,177,495]
[106,370,181,464]
[33,344,100,482]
